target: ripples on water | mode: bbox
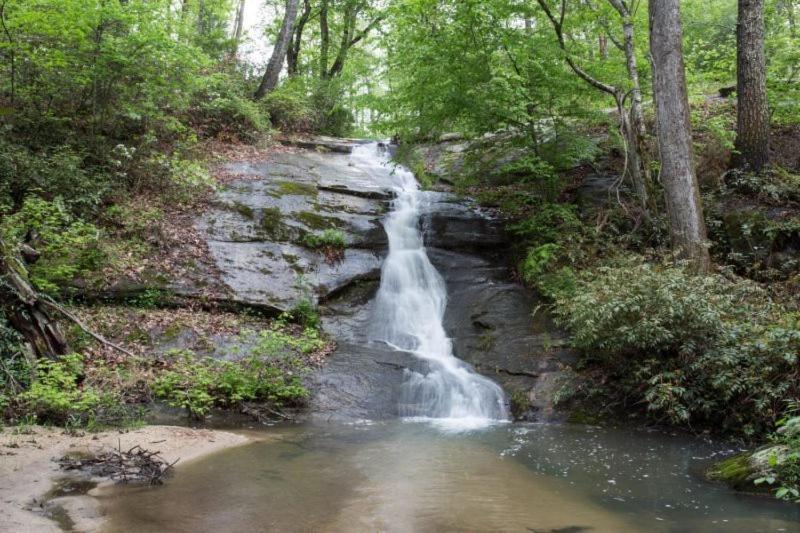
[102,421,800,533]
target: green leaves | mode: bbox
[555,262,800,435]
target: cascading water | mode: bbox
[353,143,508,430]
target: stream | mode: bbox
[103,142,800,532]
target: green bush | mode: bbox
[17,354,123,428]
[154,351,309,419]
[264,78,317,133]
[0,140,107,214]
[0,197,105,294]
[153,325,321,418]
[555,261,800,436]
[301,229,347,250]
[192,92,269,143]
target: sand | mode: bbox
[0,425,251,532]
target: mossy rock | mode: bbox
[274,180,318,197]
[295,210,341,230]
[232,202,255,220]
[509,389,533,420]
[258,207,294,241]
[708,454,754,490]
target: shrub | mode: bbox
[555,261,800,436]
[17,354,125,428]
[192,93,269,143]
[153,351,309,419]
[263,78,316,133]
[0,197,105,294]
[301,229,347,250]
[153,324,321,418]
[0,140,107,214]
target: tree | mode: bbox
[536,0,653,216]
[649,0,711,273]
[733,0,770,172]
[230,0,246,59]
[287,0,312,76]
[255,0,300,99]
[319,0,384,80]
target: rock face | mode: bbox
[195,148,393,312]
[197,140,572,421]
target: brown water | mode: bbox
[99,421,800,532]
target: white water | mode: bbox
[353,143,508,431]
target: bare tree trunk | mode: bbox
[230,0,246,59]
[254,0,300,99]
[649,0,711,273]
[287,0,311,76]
[733,0,770,172]
[319,0,330,79]
[607,0,653,211]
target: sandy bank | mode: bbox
[0,425,251,532]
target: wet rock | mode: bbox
[420,192,509,252]
[193,149,392,312]
[429,248,576,421]
[278,135,357,154]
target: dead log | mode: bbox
[0,238,68,359]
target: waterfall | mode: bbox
[353,143,508,430]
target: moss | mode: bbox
[509,390,531,420]
[125,326,151,345]
[232,202,255,219]
[477,332,495,351]
[258,207,293,241]
[275,180,318,197]
[296,210,340,230]
[566,409,603,425]
[161,322,184,342]
[708,454,753,489]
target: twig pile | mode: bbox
[58,442,178,485]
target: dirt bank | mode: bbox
[0,425,251,532]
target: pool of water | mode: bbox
[100,421,800,532]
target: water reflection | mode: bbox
[102,422,800,532]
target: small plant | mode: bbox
[0,197,105,294]
[153,350,309,419]
[301,229,347,262]
[17,354,127,428]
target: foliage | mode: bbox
[16,354,136,429]
[754,410,800,502]
[555,261,800,436]
[301,229,347,250]
[153,324,321,418]
[0,197,104,294]
[264,78,318,133]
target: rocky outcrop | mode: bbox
[194,148,394,312]
[192,140,574,422]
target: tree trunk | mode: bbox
[287,0,311,77]
[254,0,300,99]
[733,0,770,172]
[319,0,330,79]
[607,0,653,212]
[230,0,246,59]
[536,0,651,216]
[649,0,711,273]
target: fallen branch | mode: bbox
[39,297,136,358]
[58,443,178,485]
